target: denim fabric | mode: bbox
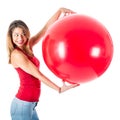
[10,97,39,120]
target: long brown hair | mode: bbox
[6,20,33,64]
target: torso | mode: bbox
[12,48,41,102]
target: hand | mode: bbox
[59,80,80,93]
[59,7,76,17]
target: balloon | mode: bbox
[42,14,113,84]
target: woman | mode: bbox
[6,7,79,120]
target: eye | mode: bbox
[22,33,26,36]
[14,33,19,37]
[13,33,26,37]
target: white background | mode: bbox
[0,0,120,120]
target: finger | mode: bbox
[64,12,69,16]
[73,84,80,88]
[62,79,67,87]
[70,83,80,88]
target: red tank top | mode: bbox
[15,49,41,102]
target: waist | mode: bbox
[20,76,41,88]
[16,85,41,102]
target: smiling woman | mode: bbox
[0,0,119,120]
[6,8,79,120]
[12,28,28,47]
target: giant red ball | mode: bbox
[42,14,113,84]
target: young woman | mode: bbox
[6,7,79,120]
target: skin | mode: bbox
[11,7,79,93]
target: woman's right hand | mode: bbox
[59,80,80,93]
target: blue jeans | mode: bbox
[10,97,39,120]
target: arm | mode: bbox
[29,7,75,48]
[11,50,79,93]
[11,50,60,91]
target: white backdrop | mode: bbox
[0,0,120,120]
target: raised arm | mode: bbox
[29,7,75,48]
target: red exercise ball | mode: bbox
[42,14,113,84]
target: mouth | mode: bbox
[17,40,24,44]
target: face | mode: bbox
[12,27,28,48]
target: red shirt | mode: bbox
[15,50,41,102]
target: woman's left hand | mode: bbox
[59,7,76,16]
[59,80,80,93]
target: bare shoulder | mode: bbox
[11,49,24,58]
[11,49,27,67]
